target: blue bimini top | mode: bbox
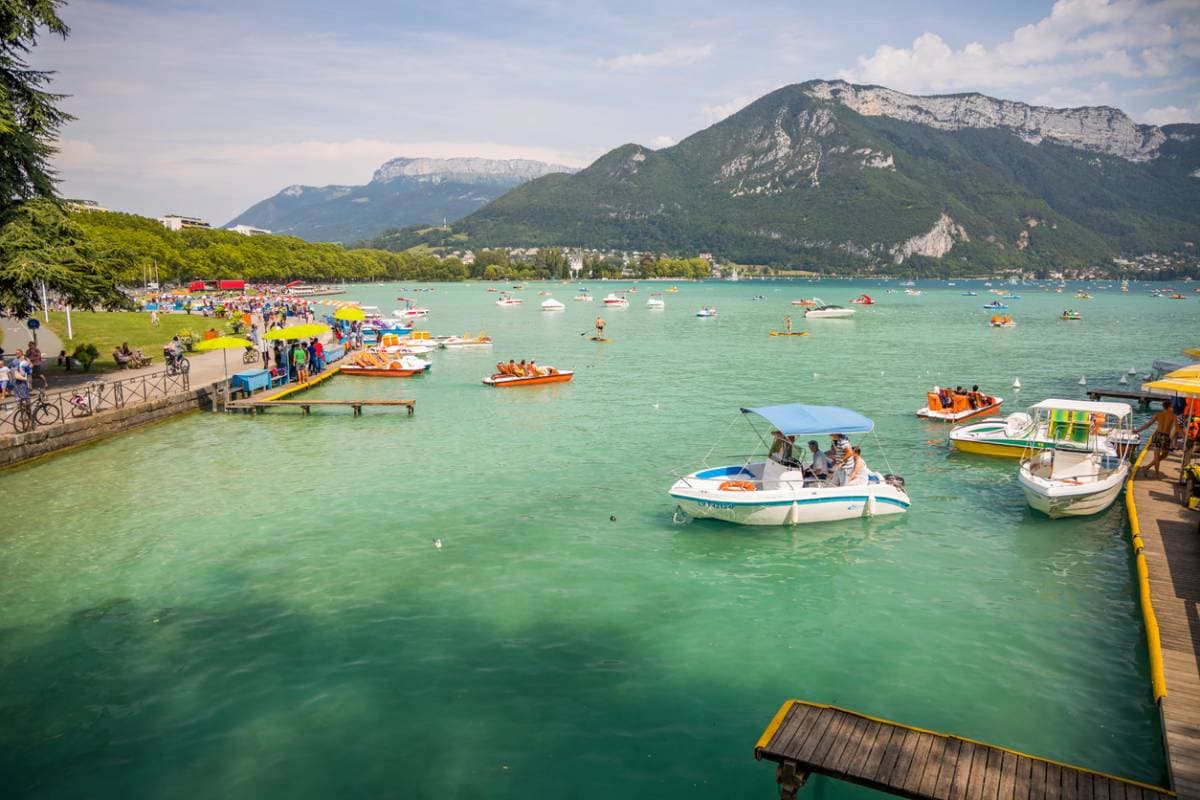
[740,404,874,436]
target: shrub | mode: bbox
[73,343,100,371]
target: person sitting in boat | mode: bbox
[527,359,543,377]
[845,447,870,486]
[805,440,832,480]
[517,359,528,376]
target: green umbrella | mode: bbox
[263,323,330,341]
[193,335,254,377]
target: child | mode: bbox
[0,358,9,398]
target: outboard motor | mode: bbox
[883,474,906,492]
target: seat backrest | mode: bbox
[1050,449,1097,481]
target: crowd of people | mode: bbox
[931,385,995,410]
[0,341,46,401]
[769,430,870,486]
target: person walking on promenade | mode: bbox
[1135,400,1177,479]
[26,341,46,389]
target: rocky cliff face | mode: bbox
[890,213,970,263]
[805,80,1165,162]
[371,157,576,185]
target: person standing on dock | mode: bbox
[1135,401,1177,479]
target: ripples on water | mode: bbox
[1,280,1192,798]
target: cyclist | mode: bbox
[163,336,184,371]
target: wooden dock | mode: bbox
[755,700,1173,800]
[1086,387,1172,407]
[226,399,414,416]
[1130,449,1200,798]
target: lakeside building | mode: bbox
[228,224,272,236]
[158,214,211,231]
[65,199,109,213]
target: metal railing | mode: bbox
[0,368,191,436]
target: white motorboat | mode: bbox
[669,404,910,526]
[496,297,522,306]
[803,305,855,319]
[1017,400,1134,518]
[647,297,665,309]
[540,298,566,312]
[392,306,430,318]
[695,306,717,317]
[603,293,629,308]
[442,332,493,348]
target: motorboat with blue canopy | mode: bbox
[669,403,910,526]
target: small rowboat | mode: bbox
[483,369,574,387]
[769,331,809,337]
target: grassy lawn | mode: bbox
[44,311,241,368]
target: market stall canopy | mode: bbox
[741,404,874,436]
[334,307,365,321]
[264,323,330,341]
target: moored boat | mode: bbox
[917,388,1003,422]
[341,352,431,377]
[989,315,1016,327]
[695,306,717,317]
[1017,401,1134,517]
[791,297,822,306]
[1061,310,1082,320]
[647,296,665,309]
[949,399,1139,459]
[669,404,910,526]
[983,300,1008,310]
[442,332,493,348]
[850,294,874,305]
[540,298,565,311]
[496,296,522,306]
[804,305,854,318]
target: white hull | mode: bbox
[669,463,909,526]
[1018,462,1127,518]
[804,308,855,318]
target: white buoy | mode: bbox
[432,538,443,550]
[1012,378,1021,389]
[1128,367,1138,375]
[1119,375,1128,385]
[1078,376,1087,385]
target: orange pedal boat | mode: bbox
[483,369,573,387]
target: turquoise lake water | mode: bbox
[2,279,1197,798]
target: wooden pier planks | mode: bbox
[755,701,1173,800]
[1132,452,1200,799]
[226,399,415,416]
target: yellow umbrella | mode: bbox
[263,323,330,341]
[193,335,254,377]
[1141,377,1200,397]
[1165,364,1200,380]
[334,306,365,322]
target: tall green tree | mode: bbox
[0,198,127,314]
[1,0,71,204]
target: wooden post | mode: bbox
[776,761,807,800]
[302,405,310,416]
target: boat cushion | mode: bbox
[1050,450,1097,481]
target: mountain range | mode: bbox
[225,157,576,243]
[373,80,1200,271]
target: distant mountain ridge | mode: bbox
[443,79,1200,270]
[226,157,576,243]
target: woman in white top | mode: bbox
[845,446,870,486]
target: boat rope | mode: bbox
[869,429,896,476]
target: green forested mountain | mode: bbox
[445,80,1200,271]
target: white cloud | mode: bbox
[1140,104,1200,125]
[700,95,757,123]
[598,44,713,69]
[838,0,1200,94]
[648,135,676,148]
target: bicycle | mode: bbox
[242,347,259,364]
[68,381,106,418]
[165,353,190,377]
[10,399,35,433]
[31,390,62,426]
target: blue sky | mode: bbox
[37,0,1200,224]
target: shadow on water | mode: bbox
[0,580,809,800]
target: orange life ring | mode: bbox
[718,480,757,492]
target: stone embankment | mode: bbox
[0,383,219,470]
